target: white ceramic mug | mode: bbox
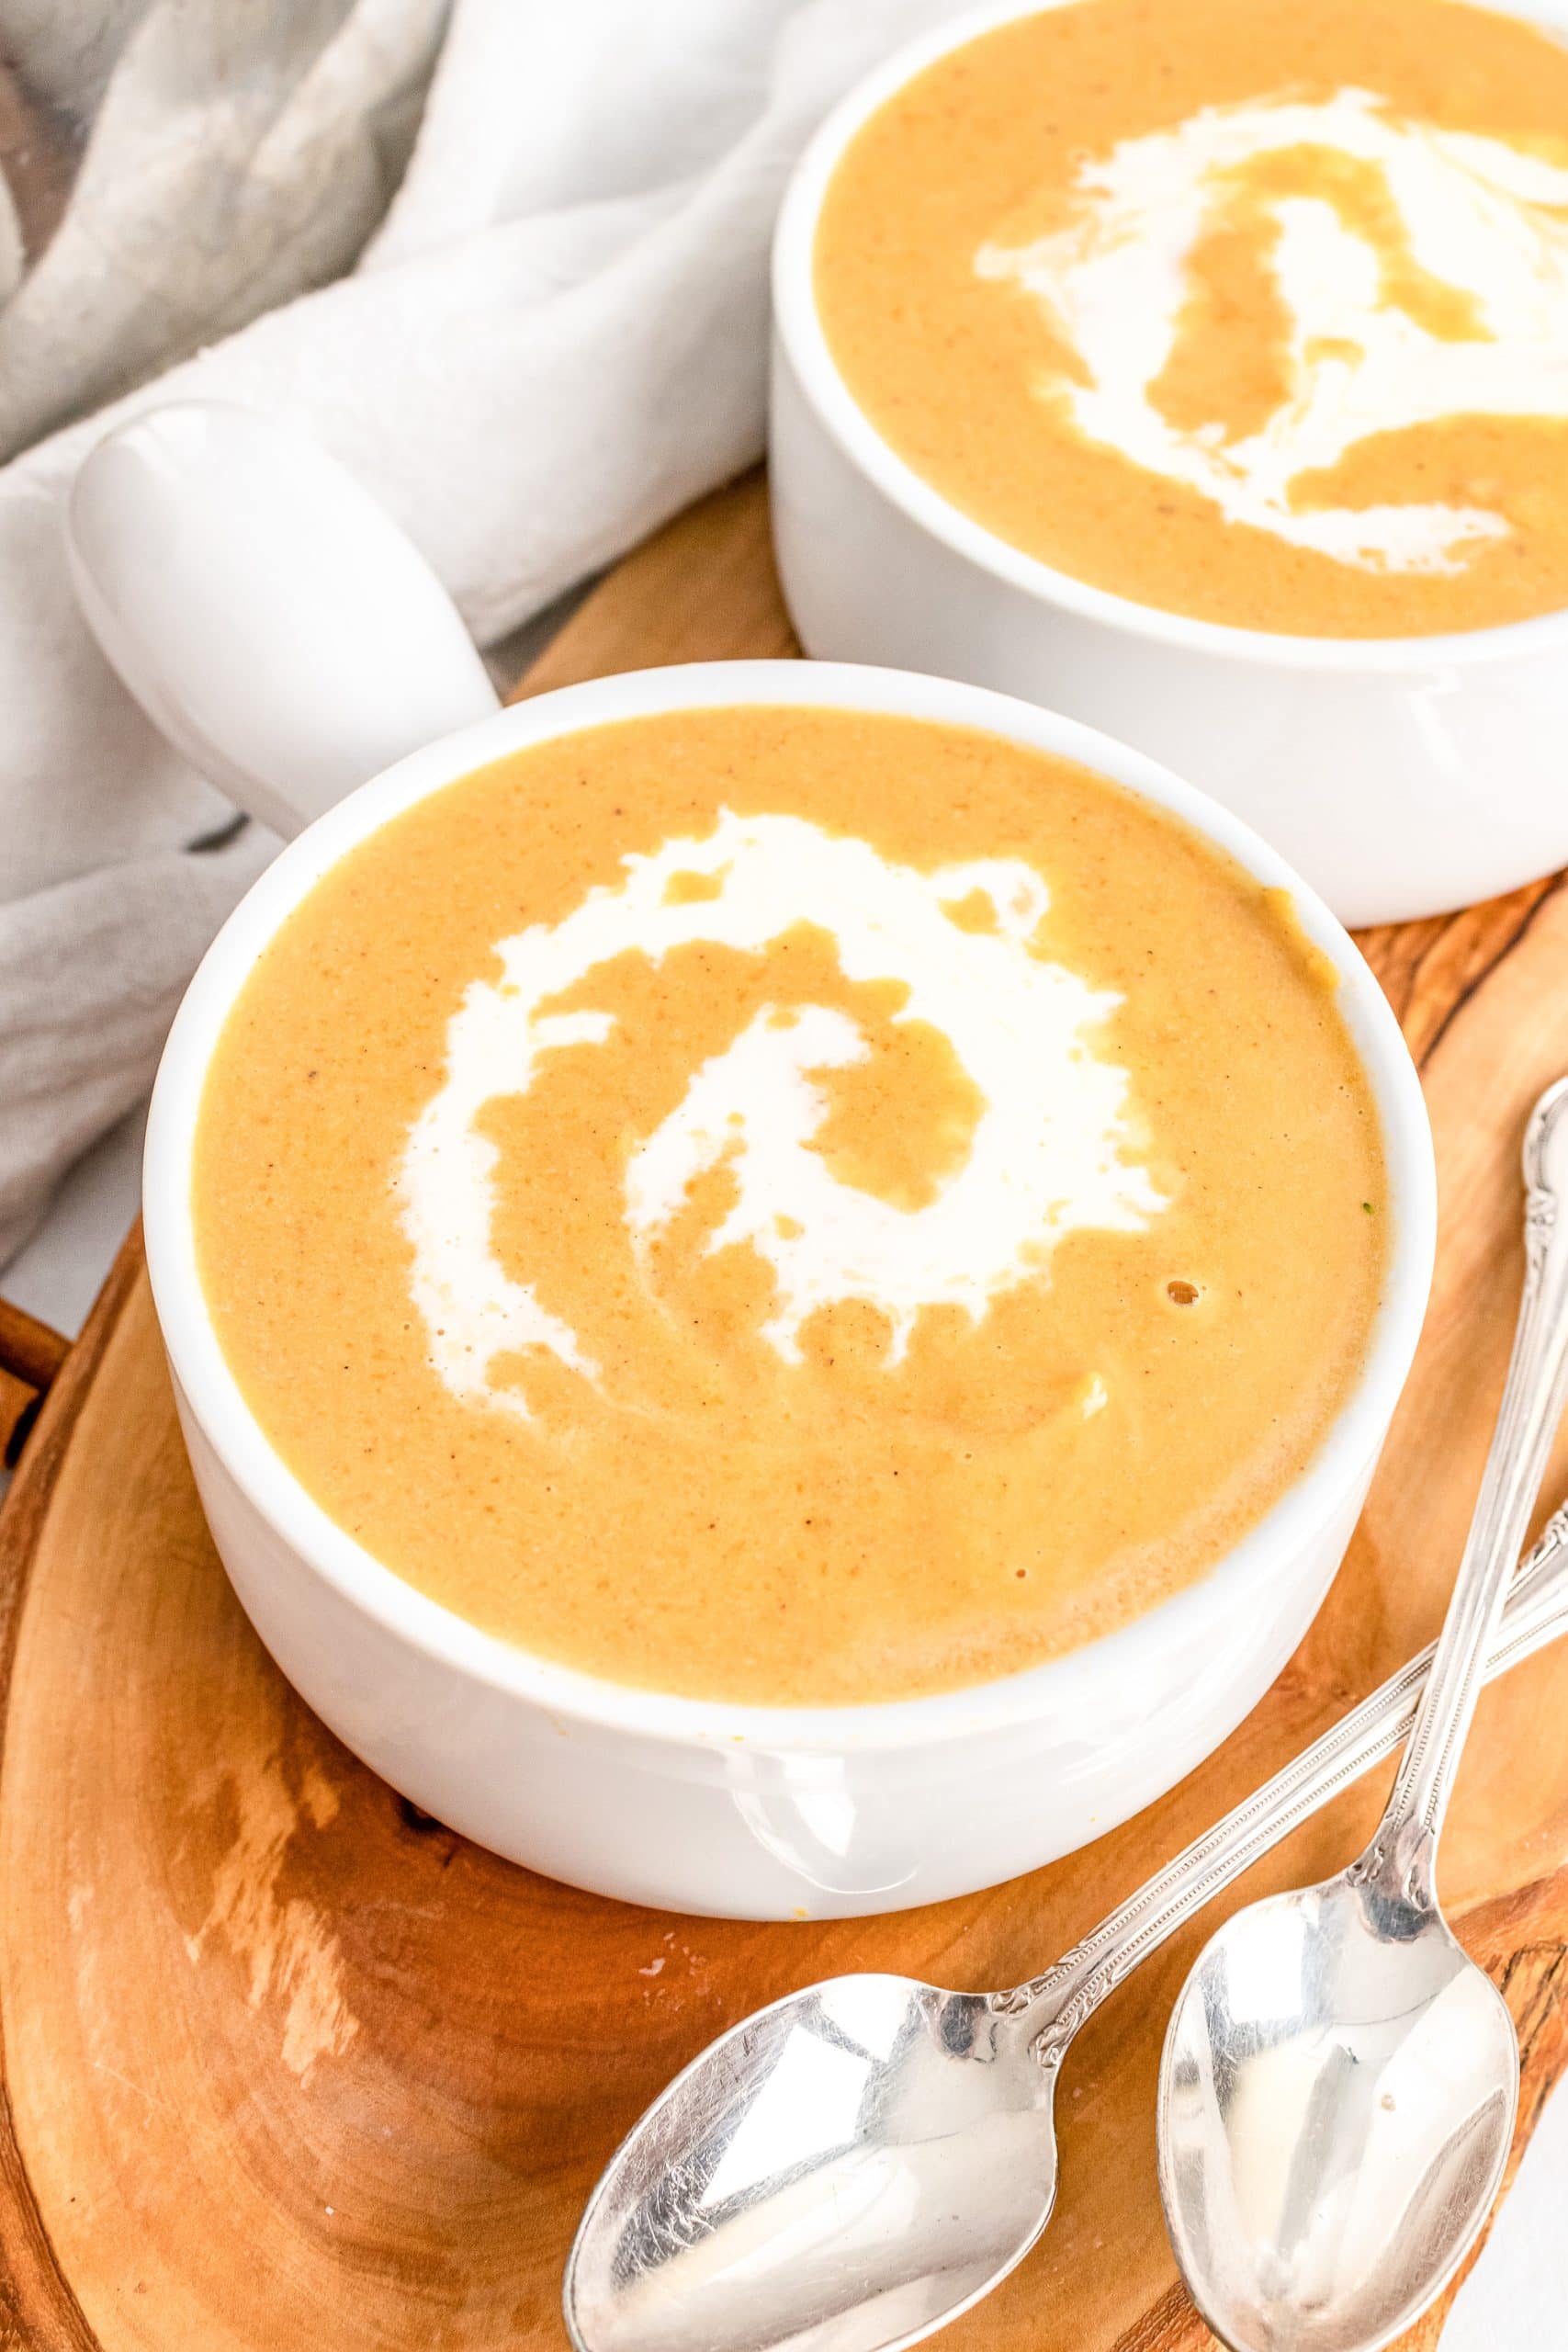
[143,691,1436,1919]
[770,0,1568,931]
[80,410,1436,1920]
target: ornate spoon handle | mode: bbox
[1009,1498,1568,2062]
[1373,1079,1568,1904]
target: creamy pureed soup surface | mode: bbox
[194,707,1385,1705]
[814,0,1568,637]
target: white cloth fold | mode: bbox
[0,0,953,1264]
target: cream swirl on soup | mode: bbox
[192,707,1385,1704]
[976,88,1568,574]
[814,0,1568,636]
[397,809,1163,1414]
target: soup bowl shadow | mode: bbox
[144,660,1435,1919]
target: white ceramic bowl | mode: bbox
[770,0,1568,930]
[144,659,1436,1920]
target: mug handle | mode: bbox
[64,401,500,842]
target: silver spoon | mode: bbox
[1159,1075,1568,2352]
[565,1525,1568,2342]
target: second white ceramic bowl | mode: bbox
[770,0,1568,930]
[144,660,1435,1920]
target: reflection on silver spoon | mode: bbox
[564,1498,1568,2352]
[1159,1078,1568,2351]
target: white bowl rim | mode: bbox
[771,0,1568,675]
[144,658,1437,1753]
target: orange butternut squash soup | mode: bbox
[814,0,1568,637]
[192,707,1386,1703]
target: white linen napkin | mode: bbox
[0,0,955,1265]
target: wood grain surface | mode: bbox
[3,471,1568,2351]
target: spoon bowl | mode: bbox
[564,1493,1568,2352]
[1156,1078,1568,2351]
[564,1974,1058,2352]
[1160,1876,1517,2350]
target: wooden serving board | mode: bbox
[5,472,1568,2352]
